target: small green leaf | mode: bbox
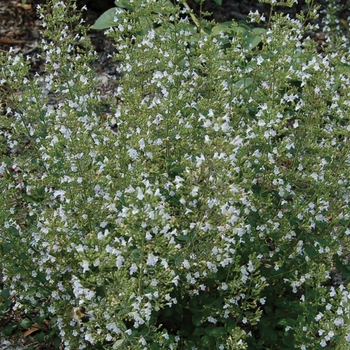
[91,8,123,30]
[192,327,205,336]
[253,27,267,35]
[211,22,232,36]
[113,339,124,349]
[200,335,213,347]
[114,0,135,11]
[131,248,141,262]
[206,325,226,337]
[1,288,10,299]
[264,305,273,315]
[20,318,32,329]
[3,156,12,166]
[135,17,153,36]
[169,166,184,176]
[0,299,12,313]
[49,316,58,327]
[192,313,203,327]
[95,285,106,298]
[304,245,317,259]
[245,34,262,50]
[35,331,45,343]
[19,253,28,260]
[8,226,20,237]
[175,235,189,243]
[1,323,15,336]
[174,254,184,266]
[235,77,254,89]
[150,342,160,350]
[53,337,61,348]
[277,318,296,327]
[150,0,174,14]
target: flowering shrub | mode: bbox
[1,0,350,349]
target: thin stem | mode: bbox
[182,0,205,34]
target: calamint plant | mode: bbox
[1,0,350,349]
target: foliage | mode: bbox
[1,0,350,349]
[91,0,223,31]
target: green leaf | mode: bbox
[1,323,15,336]
[231,26,247,36]
[205,324,217,336]
[264,305,273,315]
[192,327,205,336]
[112,339,124,349]
[277,318,296,327]
[53,337,61,349]
[131,248,141,262]
[8,226,20,237]
[175,235,189,243]
[135,17,153,36]
[35,331,45,343]
[49,316,58,327]
[304,245,317,259]
[20,318,32,329]
[245,33,262,50]
[192,313,203,327]
[95,285,106,298]
[235,77,254,89]
[205,325,226,337]
[169,166,184,176]
[274,297,288,309]
[0,299,11,313]
[200,335,213,347]
[150,0,174,14]
[150,342,160,350]
[3,156,12,166]
[252,27,267,35]
[19,253,28,260]
[114,0,135,11]
[91,8,123,30]
[211,22,232,36]
[225,318,236,330]
[1,288,10,299]
[174,254,184,266]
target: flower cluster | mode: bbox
[1,0,350,349]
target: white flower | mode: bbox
[315,312,323,321]
[256,56,264,66]
[130,263,138,275]
[146,253,158,266]
[136,187,144,200]
[81,260,89,273]
[127,148,138,159]
[116,255,125,269]
[207,316,217,324]
[53,189,66,199]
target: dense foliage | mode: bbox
[1,0,350,349]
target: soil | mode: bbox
[0,0,349,349]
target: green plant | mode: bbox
[1,0,350,349]
[91,0,222,31]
